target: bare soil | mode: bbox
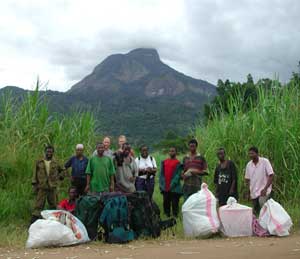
[1,234,300,259]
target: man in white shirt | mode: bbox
[245,146,274,214]
[135,145,157,198]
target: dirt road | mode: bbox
[1,234,300,259]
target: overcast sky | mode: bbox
[0,0,300,91]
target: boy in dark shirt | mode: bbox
[214,148,238,206]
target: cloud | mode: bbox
[0,0,299,91]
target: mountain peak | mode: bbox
[69,48,215,97]
[127,48,160,60]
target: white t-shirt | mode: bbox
[135,155,157,179]
[245,157,274,199]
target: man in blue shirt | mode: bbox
[65,144,89,195]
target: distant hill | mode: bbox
[0,48,216,145]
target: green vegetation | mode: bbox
[1,74,300,247]
[195,74,300,223]
[0,82,97,246]
[154,131,192,154]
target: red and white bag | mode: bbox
[182,183,220,237]
[26,210,89,248]
[258,199,292,236]
[219,197,253,237]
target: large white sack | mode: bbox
[219,197,253,237]
[258,199,292,237]
[26,219,77,248]
[182,183,220,237]
[26,210,89,248]
[41,210,90,243]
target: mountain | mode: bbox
[0,48,216,145]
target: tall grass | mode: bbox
[194,80,300,206]
[1,79,300,246]
[0,83,97,229]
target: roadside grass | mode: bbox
[1,79,300,247]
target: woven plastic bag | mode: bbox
[219,197,253,237]
[182,183,219,237]
[26,210,89,248]
[258,199,292,236]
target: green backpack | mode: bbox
[99,195,134,243]
[127,191,161,238]
[75,195,101,240]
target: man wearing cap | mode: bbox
[65,144,89,196]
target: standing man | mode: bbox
[214,148,238,206]
[245,146,274,214]
[65,144,88,196]
[118,135,127,152]
[182,139,207,201]
[118,135,135,157]
[135,145,157,198]
[92,137,114,158]
[85,143,115,194]
[159,147,181,217]
[114,143,137,193]
[31,145,65,224]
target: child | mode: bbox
[159,147,182,217]
[57,186,78,214]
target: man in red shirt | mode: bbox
[159,147,182,217]
[57,186,78,214]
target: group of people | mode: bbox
[30,135,275,224]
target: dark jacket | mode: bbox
[32,159,65,189]
[159,161,183,194]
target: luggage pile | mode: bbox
[182,183,293,238]
[27,191,176,248]
[75,191,176,243]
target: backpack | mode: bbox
[74,195,101,240]
[99,195,134,243]
[127,191,175,238]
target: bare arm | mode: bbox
[245,178,250,200]
[261,174,274,196]
[229,162,238,194]
[85,175,91,193]
[32,161,39,194]
[110,175,115,192]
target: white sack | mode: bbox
[258,199,292,237]
[182,183,220,237]
[26,210,89,248]
[26,219,77,248]
[219,197,253,237]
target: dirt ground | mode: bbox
[1,234,300,259]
